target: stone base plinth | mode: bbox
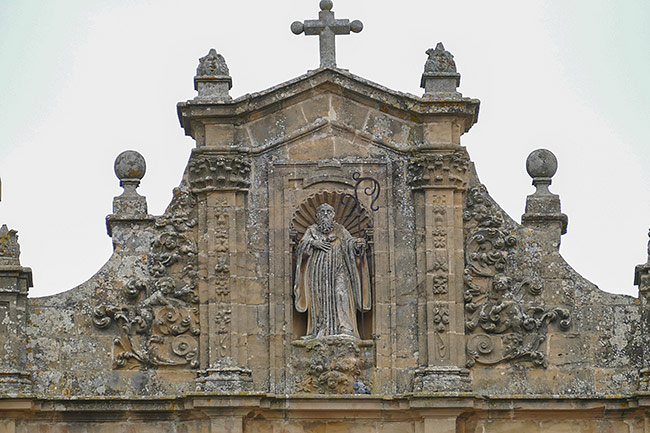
[291,336,374,394]
[0,370,32,395]
[413,366,471,393]
[196,367,252,393]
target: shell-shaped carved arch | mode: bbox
[291,190,373,241]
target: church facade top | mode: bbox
[1,2,649,432]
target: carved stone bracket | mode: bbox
[463,185,571,368]
[93,188,201,369]
[408,152,470,190]
[291,337,373,394]
[188,154,251,193]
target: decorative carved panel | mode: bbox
[462,185,571,368]
[93,188,201,369]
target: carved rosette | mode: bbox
[407,152,470,190]
[462,185,571,368]
[188,154,251,193]
[93,188,201,369]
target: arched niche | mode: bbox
[289,190,374,340]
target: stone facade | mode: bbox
[1,3,649,432]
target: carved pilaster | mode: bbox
[190,150,252,392]
[408,152,471,392]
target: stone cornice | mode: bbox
[177,68,480,138]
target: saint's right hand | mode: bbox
[314,239,331,252]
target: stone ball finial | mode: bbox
[526,148,558,195]
[114,150,146,181]
[320,0,333,11]
[526,149,558,179]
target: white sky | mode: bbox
[0,0,648,298]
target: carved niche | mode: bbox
[289,190,375,394]
[463,185,571,368]
[93,187,201,369]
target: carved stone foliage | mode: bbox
[292,337,373,394]
[188,154,251,193]
[463,185,571,368]
[433,303,449,359]
[93,188,201,369]
[408,152,469,189]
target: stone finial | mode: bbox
[421,42,461,97]
[107,150,154,239]
[111,150,148,218]
[194,48,233,102]
[521,149,568,245]
[291,0,363,69]
[526,148,558,195]
[0,224,20,266]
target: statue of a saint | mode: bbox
[294,203,371,339]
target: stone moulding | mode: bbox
[196,366,253,393]
[0,370,33,395]
[177,68,480,138]
[413,366,471,393]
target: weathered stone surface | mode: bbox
[2,14,649,433]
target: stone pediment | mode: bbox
[177,68,480,151]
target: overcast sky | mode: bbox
[0,0,649,298]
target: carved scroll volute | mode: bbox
[407,152,470,371]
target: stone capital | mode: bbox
[188,152,251,193]
[407,152,470,190]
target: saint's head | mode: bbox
[316,203,335,234]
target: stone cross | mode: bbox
[291,0,363,68]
